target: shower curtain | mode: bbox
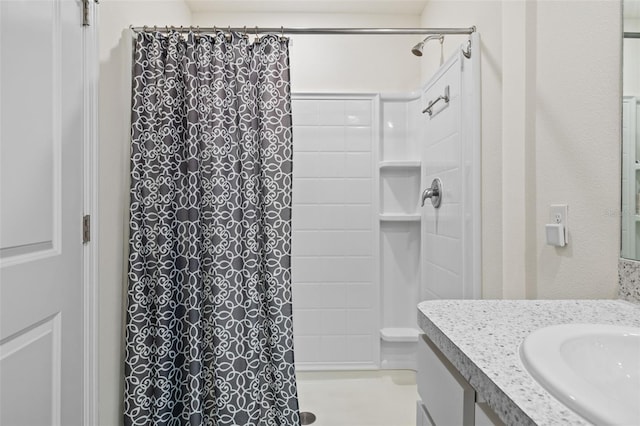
[124,31,299,426]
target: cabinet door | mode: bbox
[475,402,505,426]
[416,400,435,426]
[417,334,475,425]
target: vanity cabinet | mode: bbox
[416,334,504,426]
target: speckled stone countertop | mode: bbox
[619,258,640,303]
[417,300,640,426]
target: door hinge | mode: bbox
[82,0,99,27]
[83,215,91,244]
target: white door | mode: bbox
[1,1,85,424]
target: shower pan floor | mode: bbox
[296,370,417,426]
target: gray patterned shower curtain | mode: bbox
[124,31,299,426]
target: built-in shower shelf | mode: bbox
[380,328,421,343]
[379,160,421,169]
[379,213,421,222]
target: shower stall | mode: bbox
[288,31,482,372]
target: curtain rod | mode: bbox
[624,32,640,39]
[129,26,476,36]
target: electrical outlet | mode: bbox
[550,204,568,226]
[550,204,568,243]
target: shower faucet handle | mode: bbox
[421,178,443,208]
[421,188,434,206]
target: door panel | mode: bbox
[1,316,61,426]
[0,0,84,424]
[0,0,60,253]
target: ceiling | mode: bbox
[185,0,429,15]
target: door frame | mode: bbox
[82,1,99,424]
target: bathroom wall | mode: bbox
[421,0,621,300]
[533,1,620,299]
[190,12,421,92]
[98,2,192,425]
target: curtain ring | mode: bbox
[243,26,248,39]
[281,26,284,38]
[226,26,232,41]
[143,25,148,31]
[154,25,157,32]
[255,26,260,42]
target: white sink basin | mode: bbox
[520,324,640,425]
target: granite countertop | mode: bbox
[417,299,640,426]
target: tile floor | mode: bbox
[296,370,418,426]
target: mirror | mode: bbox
[622,2,640,260]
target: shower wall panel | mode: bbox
[291,95,380,370]
[378,95,423,370]
[420,47,481,302]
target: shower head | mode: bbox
[411,34,444,57]
[411,42,424,56]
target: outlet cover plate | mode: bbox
[550,204,568,242]
[550,204,568,224]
